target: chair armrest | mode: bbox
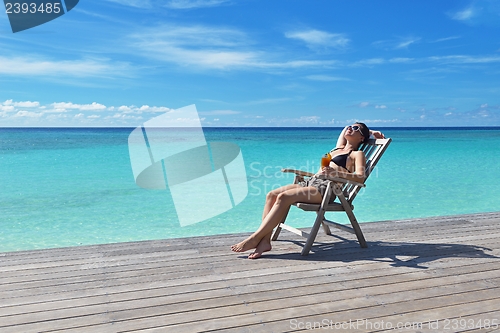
[316,174,366,187]
[281,169,315,177]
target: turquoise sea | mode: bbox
[1,127,500,253]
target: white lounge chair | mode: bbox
[272,138,392,255]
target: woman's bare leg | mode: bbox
[248,233,273,259]
[231,186,323,258]
[231,184,304,255]
[244,184,300,259]
[262,184,300,220]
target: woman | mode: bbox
[231,123,384,259]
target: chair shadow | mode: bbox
[261,235,499,269]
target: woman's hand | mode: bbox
[318,166,337,177]
[370,130,385,139]
[318,166,330,175]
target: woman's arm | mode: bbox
[335,126,348,149]
[370,130,385,139]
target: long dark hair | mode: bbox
[355,122,370,144]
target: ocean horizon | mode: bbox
[2,126,500,252]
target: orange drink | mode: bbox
[321,153,331,168]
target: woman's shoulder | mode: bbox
[351,150,366,158]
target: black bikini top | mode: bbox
[330,148,351,171]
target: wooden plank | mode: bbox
[1,222,498,278]
[0,212,498,333]
[2,238,498,305]
[2,258,499,322]
[0,214,498,269]
[1,254,497,320]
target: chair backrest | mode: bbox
[344,138,391,203]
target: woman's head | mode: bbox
[346,122,370,145]
[355,122,370,143]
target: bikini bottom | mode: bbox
[298,177,337,203]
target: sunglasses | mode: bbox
[347,125,363,134]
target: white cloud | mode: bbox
[199,110,241,115]
[128,25,344,70]
[44,108,68,114]
[164,0,230,9]
[450,5,476,21]
[15,101,40,108]
[256,59,339,69]
[118,105,133,112]
[0,56,131,78]
[246,98,293,105]
[428,55,500,64]
[341,54,500,71]
[351,103,387,109]
[372,37,420,50]
[105,0,229,9]
[106,114,143,120]
[51,102,107,111]
[298,116,321,124]
[285,29,349,51]
[265,115,326,126]
[351,58,385,67]
[147,106,171,112]
[306,75,349,82]
[104,0,152,8]
[0,100,175,126]
[149,25,247,48]
[447,1,500,26]
[268,117,402,127]
[389,57,415,63]
[14,111,42,118]
[431,36,461,43]
[3,99,40,107]
[129,25,259,69]
[45,114,68,120]
[126,21,500,76]
[136,105,171,112]
[396,37,421,49]
[344,118,400,125]
[0,105,15,112]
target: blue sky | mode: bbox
[1,0,500,127]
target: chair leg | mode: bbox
[302,183,334,255]
[347,211,367,248]
[272,210,289,241]
[301,210,325,255]
[271,224,282,241]
[322,222,331,235]
[341,198,368,248]
[337,194,367,248]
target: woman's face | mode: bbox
[345,124,365,142]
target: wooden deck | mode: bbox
[1,212,500,333]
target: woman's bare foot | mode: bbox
[231,237,259,253]
[248,239,272,259]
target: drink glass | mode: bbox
[321,153,331,168]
